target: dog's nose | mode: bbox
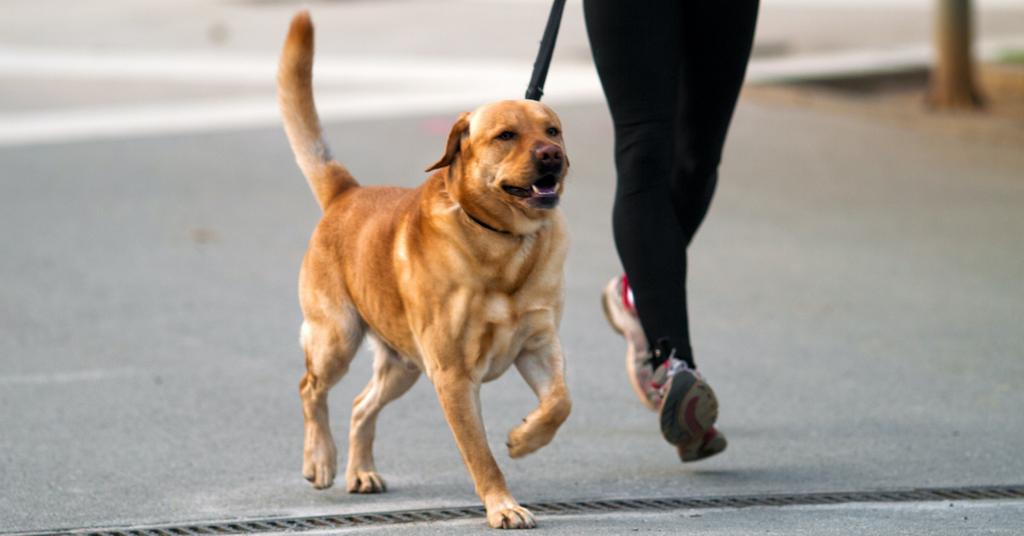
[534,144,563,166]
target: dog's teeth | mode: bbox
[532,184,557,196]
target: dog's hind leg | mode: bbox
[345,335,420,493]
[507,341,572,459]
[299,306,364,490]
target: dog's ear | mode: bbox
[425,112,470,172]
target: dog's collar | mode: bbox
[462,208,511,235]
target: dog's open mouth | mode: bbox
[502,174,560,199]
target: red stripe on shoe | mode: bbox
[621,274,635,313]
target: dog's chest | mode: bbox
[474,291,555,382]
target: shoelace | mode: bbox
[666,356,687,378]
[648,338,701,391]
[648,338,676,371]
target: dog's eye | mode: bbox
[496,131,516,141]
[546,127,560,137]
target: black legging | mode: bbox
[584,0,759,368]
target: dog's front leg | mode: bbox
[432,371,535,529]
[507,339,571,459]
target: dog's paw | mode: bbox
[486,502,536,530]
[506,419,554,459]
[346,469,387,493]
[302,442,337,489]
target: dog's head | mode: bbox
[426,100,568,235]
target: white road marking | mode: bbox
[0,47,549,85]
[0,52,603,146]
[1,35,1022,147]
[0,368,138,385]
[0,80,602,147]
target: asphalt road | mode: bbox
[2,0,1023,533]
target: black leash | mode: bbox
[524,0,567,101]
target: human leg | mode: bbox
[671,0,760,243]
[583,0,697,367]
[587,0,759,460]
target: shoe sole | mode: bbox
[677,429,727,462]
[601,285,658,412]
[659,372,718,445]
[599,285,624,337]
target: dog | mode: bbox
[278,11,571,529]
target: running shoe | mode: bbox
[602,275,726,460]
[601,275,655,409]
[647,338,720,447]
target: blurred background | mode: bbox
[1,0,1022,534]
[2,0,1023,144]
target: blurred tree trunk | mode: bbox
[929,0,983,109]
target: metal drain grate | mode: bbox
[12,484,1024,536]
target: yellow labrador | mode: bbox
[278,11,571,529]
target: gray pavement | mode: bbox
[2,0,1024,534]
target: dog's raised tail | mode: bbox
[278,11,357,211]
